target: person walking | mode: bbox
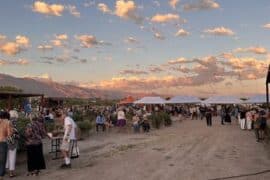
[0,111,13,180]
[205,108,212,127]
[6,110,20,178]
[60,112,77,169]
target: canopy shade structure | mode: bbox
[202,96,242,105]
[166,96,201,104]
[246,95,267,104]
[133,96,166,104]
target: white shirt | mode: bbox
[117,110,125,120]
[64,116,77,140]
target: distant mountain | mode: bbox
[0,73,128,99]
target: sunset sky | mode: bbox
[0,0,270,96]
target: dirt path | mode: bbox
[15,118,270,180]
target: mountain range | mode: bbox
[0,73,134,99]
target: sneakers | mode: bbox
[60,163,72,169]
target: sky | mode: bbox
[0,0,270,97]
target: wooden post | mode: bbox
[7,94,12,111]
[267,83,269,110]
[41,95,44,112]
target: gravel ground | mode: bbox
[13,117,270,180]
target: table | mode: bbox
[50,137,62,160]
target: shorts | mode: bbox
[60,139,70,152]
[260,123,267,130]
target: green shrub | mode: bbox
[16,118,31,151]
[162,112,172,126]
[148,113,163,129]
[73,112,84,122]
[45,121,55,132]
[147,112,172,129]
[77,120,92,132]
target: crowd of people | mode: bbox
[0,102,269,179]
[0,109,78,179]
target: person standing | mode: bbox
[0,111,13,180]
[6,110,20,178]
[117,108,126,128]
[205,108,212,126]
[239,109,246,130]
[246,110,252,130]
[25,116,47,176]
[60,112,77,169]
[96,112,106,132]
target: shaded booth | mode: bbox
[0,91,44,110]
[118,96,135,106]
[166,96,201,104]
[133,96,166,112]
[245,95,267,104]
[202,96,242,105]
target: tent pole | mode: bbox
[267,83,269,110]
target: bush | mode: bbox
[147,112,172,129]
[148,113,163,129]
[73,112,84,122]
[16,118,31,151]
[77,120,92,132]
[162,112,172,126]
[45,121,55,133]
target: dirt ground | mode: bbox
[14,117,270,180]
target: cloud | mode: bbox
[119,69,149,75]
[75,34,99,48]
[0,58,29,66]
[262,23,270,29]
[0,42,20,55]
[50,34,68,47]
[234,46,268,55]
[125,37,139,44]
[15,35,30,47]
[204,27,235,36]
[55,34,68,40]
[37,44,53,51]
[154,32,165,40]
[175,29,190,37]
[169,0,180,9]
[67,5,80,17]
[0,34,6,41]
[115,0,143,24]
[183,0,220,11]
[151,13,181,23]
[0,34,30,56]
[51,39,63,47]
[153,1,161,7]
[168,57,188,64]
[148,65,164,73]
[97,3,112,14]
[32,1,64,16]
[84,1,95,8]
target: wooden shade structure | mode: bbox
[0,91,44,110]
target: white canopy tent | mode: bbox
[202,96,242,105]
[133,96,166,104]
[246,95,266,104]
[166,96,201,104]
